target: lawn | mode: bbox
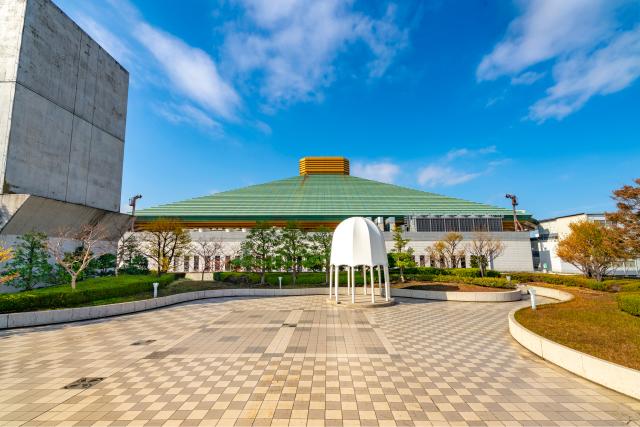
[515,284,640,370]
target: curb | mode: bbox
[509,285,640,400]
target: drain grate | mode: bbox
[64,377,104,390]
[282,323,297,328]
[131,339,156,346]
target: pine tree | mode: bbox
[6,232,52,290]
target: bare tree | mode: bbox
[468,232,505,277]
[193,237,224,280]
[137,218,191,275]
[48,224,111,290]
[426,232,464,268]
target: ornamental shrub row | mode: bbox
[400,274,513,289]
[503,272,611,291]
[0,274,177,313]
[617,293,640,317]
[400,267,500,278]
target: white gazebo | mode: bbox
[329,217,390,304]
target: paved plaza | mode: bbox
[0,295,639,426]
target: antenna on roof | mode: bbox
[505,194,524,231]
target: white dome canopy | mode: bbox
[330,217,388,267]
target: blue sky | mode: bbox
[56,0,640,219]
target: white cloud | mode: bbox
[417,146,505,187]
[477,0,615,81]
[352,161,400,183]
[529,27,640,121]
[223,0,408,106]
[134,23,241,121]
[511,71,545,85]
[477,0,640,121]
[417,165,480,187]
[444,146,496,162]
[154,103,221,130]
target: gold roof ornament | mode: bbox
[299,157,350,176]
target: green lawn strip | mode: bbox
[515,284,640,370]
[0,274,177,313]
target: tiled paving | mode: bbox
[0,294,639,426]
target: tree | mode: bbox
[4,232,51,290]
[556,220,629,281]
[306,226,333,284]
[426,241,447,267]
[193,238,224,280]
[48,224,110,290]
[239,222,278,284]
[607,178,640,256]
[138,218,191,275]
[276,222,308,286]
[115,233,138,276]
[468,232,505,277]
[390,227,416,283]
[0,244,16,285]
[441,232,464,268]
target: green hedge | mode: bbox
[400,267,500,278]
[504,272,611,291]
[215,271,513,289]
[400,273,514,289]
[0,274,178,313]
[618,293,640,317]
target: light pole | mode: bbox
[129,194,142,231]
[505,194,523,231]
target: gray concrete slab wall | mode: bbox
[0,0,128,212]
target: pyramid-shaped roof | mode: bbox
[136,174,528,227]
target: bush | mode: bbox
[618,293,640,316]
[504,272,611,291]
[399,273,513,289]
[397,267,500,278]
[0,274,178,313]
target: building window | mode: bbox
[204,256,211,272]
[459,255,466,268]
[224,256,231,271]
[183,256,190,272]
[193,256,200,271]
[215,256,221,271]
[419,255,425,267]
[173,257,179,271]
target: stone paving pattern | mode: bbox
[0,294,638,426]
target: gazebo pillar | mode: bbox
[329,265,333,298]
[370,266,375,303]
[351,267,356,304]
[335,265,339,303]
[363,266,367,295]
[383,265,390,301]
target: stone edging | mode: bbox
[509,285,640,400]
[391,287,522,302]
[0,286,524,330]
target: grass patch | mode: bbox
[515,285,640,370]
[618,293,640,316]
[0,275,177,313]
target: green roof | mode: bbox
[136,174,528,223]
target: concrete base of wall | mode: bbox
[509,286,640,401]
[0,194,131,240]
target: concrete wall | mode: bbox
[0,0,128,212]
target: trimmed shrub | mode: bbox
[0,274,177,313]
[399,273,513,289]
[394,267,500,278]
[618,293,640,317]
[504,272,611,291]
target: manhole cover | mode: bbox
[64,377,104,389]
[131,339,156,346]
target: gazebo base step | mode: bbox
[326,295,395,308]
